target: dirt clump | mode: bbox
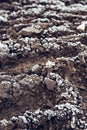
[0,0,87,130]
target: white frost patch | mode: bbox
[43,42,53,51]
[10,11,18,18]
[0,119,11,126]
[0,42,9,56]
[54,104,64,110]
[54,103,81,114]
[42,38,60,50]
[53,43,60,49]
[26,6,44,15]
[24,44,31,52]
[19,116,28,124]
[44,11,59,18]
[61,91,71,99]
[56,78,63,87]
[11,116,18,121]
[0,42,9,57]
[35,109,43,118]
[67,41,81,47]
[32,64,39,72]
[35,109,42,114]
[46,60,55,68]
[71,116,76,128]
[44,110,56,120]
[56,75,64,87]
[25,111,38,123]
[50,72,57,79]
[48,25,73,34]
[0,16,7,22]
[36,18,49,22]
[0,101,85,129]
[39,0,48,3]
[20,37,30,44]
[78,119,87,129]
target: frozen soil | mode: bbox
[0,0,87,130]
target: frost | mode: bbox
[32,64,39,72]
[10,11,18,18]
[26,5,44,15]
[20,37,30,44]
[44,11,59,19]
[36,18,49,22]
[50,72,57,79]
[54,104,64,110]
[43,42,53,51]
[49,73,65,88]
[61,91,71,99]
[24,111,38,123]
[56,78,63,87]
[24,44,31,52]
[11,116,18,121]
[56,74,64,87]
[48,25,73,34]
[53,43,60,49]
[78,119,87,129]
[46,60,55,68]
[34,109,43,118]
[71,116,76,128]
[0,102,85,129]
[54,103,81,114]
[42,38,60,50]
[0,42,9,57]
[44,110,56,120]
[67,42,81,47]
[24,111,33,119]
[35,109,42,115]
[0,119,11,126]
[39,0,48,3]
[19,116,28,124]
[0,16,7,22]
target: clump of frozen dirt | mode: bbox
[0,0,87,130]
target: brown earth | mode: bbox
[0,0,87,130]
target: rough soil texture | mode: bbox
[0,0,87,130]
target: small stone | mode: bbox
[41,68,47,77]
[19,74,41,89]
[0,81,12,99]
[13,82,22,97]
[19,26,42,36]
[44,78,56,90]
[46,100,53,108]
[77,23,85,32]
